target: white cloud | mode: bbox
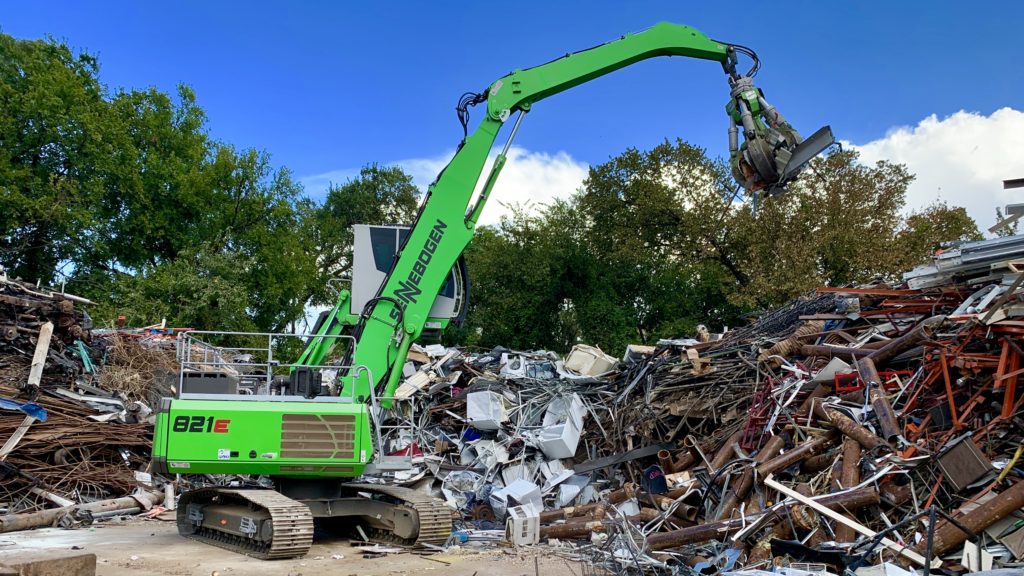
[299,168,359,202]
[852,107,1024,231]
[300,147,589,227]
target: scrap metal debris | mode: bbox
[363,234,1024,575]
[7,233,1024,576]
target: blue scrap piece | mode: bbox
[0,398,48,422]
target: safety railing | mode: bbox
[176,330,359,399]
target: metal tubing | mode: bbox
[835,438,862,542]
[820,404,891,452]
[0,490,163,533]
[801,344,873,359]
[717,435,784,519]
[867,315,945,366]
[540,520,604,540]
[872,395,902,442]
[756,433,837,477]
[647,487,880,551]
[709,429,744,477]
[915,478,1024,557]
[658,450,676,474]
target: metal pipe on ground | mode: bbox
[801,345,874,359]
[872,395,902,443]
[716,435,784,520]
[801,451,836,474]
[658,450,676,474]
[757,432,838,477]
[709,430,744,474]
[606,483,636,505]
[540,520,604,540]
[835,438,862,542]
[914,479,1024,557]
[647,487,880,551]
[628,508,661,524]
[867,315,945,366]
[818,402,892,452]
[539,503,604,524]
[650,494,699,523]
[851,356,902,442]
[0,490,164,533]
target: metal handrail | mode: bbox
[176,330,358,397]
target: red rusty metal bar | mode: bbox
[1004,342,1020,419]
[815,287,923,296]
[940,353,963,431]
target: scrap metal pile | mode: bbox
[5,234,1024,576]
[0,270,170,525]
[375,234,1024,575]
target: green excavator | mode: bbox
[151,21,834,558]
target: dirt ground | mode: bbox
[0,517,576,576]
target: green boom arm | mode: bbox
[337,23,733,406]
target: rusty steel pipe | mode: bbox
[710,430,744,475]
[658,450,676,474]
[801,344,874,359]
[650,494,699,522]
[872,396,902,443]
[606,483,636,505]
[716,435,784,520]
[880,480,914,506]
[540,520,604,540]
[914,479,1024,557]
[647,487,880,551]
[757,432,838,477]
[801,452,836,473]
[539,503,603,524]
[834,438,862,542]
[820,404,892,452]
[867,315,945,366]
[628,508,662,524]
[0,490,163,533]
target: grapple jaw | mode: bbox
[726,75,834,197]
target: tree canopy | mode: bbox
[461,142,982,353]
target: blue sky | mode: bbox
[4,1,1022,226]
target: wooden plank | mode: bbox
[26,321,54,389]
[0,416,36,461]
[765,475,934,567]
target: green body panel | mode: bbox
[154,398,373,477]
[340,22,730,406]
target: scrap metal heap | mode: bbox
[365,233,1024,575]
[0,270,172,526]
[5,234,1024,575]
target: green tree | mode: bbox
[993,207,1020,238]
[0,35,113,282]
[0,33,319,333]
[463,204,582,351]
[311,164,421,305]
[461,141,982,353]
[893,202,982,271]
